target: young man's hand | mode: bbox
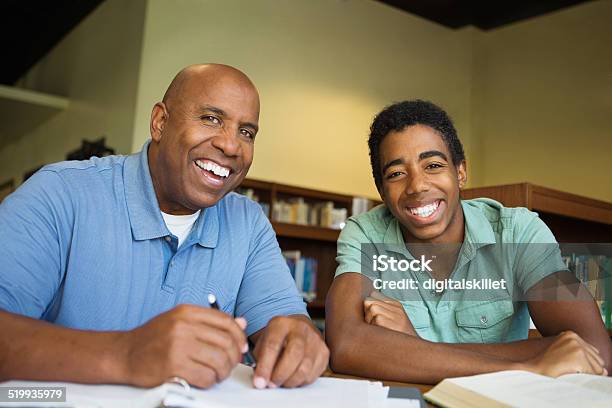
[363,291,418,336]
[523,331,608,377]
[118,304,248,388]
[252,315,329,388]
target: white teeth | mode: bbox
[409,201,440,218]
[195,160,230,178]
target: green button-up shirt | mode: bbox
[335,198,567,343]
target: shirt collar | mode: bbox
[460,200,496,247]
[383,211,414,259]
[124,139,219,248]
[380,200,496,256]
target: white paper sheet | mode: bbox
[0,364,391,408]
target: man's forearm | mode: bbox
[449,336,555,361]
[329,320,524,384]
[0,310,128,383]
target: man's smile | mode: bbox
[403,199,445,225]
[194,158,233,187]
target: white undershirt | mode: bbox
[161,210,201,247]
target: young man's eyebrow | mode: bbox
[381,158,404,174]
[419,150,448,162]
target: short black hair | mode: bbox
[368,100,465,190]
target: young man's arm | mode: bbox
[526,272,611,369]
[326,273,606,384]
[365,276,610,367]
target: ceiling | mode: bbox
[377,0,593,29]
[1,0,103,85]
[0,0,594,86]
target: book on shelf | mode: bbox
[272,199,347,229]
[424,370,612,408]
[282,250,318,302]
[351,196,376,217]
[562,253,611,326]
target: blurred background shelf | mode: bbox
[272,222,340,242]
[238,178,379,319]
[0,85,69,149]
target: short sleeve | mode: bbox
[0,169,73,318]
[335,218,372,277]
[513,211,568,292]
[234,207,307,337]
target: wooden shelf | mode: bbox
[462,182,612,243]
[272,222,341,242]
[461,183,612,226]
[0,85,69,148]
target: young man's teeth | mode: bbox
[195,160,230,178]
[409,201,439,217]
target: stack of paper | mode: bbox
[0,365,390,408]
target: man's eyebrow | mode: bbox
[381,158,403,174]
[241,121,259,132]
[419,150,448,162]
[199,105,259,132]
[199,105,226,116]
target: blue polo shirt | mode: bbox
[0,141,307,336]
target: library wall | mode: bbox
[0,0,146,187]
[472,0,612,202]
[131,0,475,199]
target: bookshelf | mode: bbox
[461,183,612,336]
[0,84,69,148]
[238,178,375,319]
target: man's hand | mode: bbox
[119,304,248,388]
[251,315,329,389]
[363,291,417,336]
[523,331,608,377]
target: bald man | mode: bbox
[0,64,329,389]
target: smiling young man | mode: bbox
[0,64,328,389]
[326,100,611,383]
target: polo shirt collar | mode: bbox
[383,215,414,259]
[124,140,219,248]
[190,204,219,248]
[381,200,496,257]
[461,200,496,247]
[124,141,169,241]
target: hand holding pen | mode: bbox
[115,303,249,389]
[207,293,257,367]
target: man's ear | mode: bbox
[456,160,467,189]
[150,102,169,142]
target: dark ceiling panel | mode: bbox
[0,0,597,85]
[1,0,104,85]
[377,0,594,30]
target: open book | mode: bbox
[424,370,612,408]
